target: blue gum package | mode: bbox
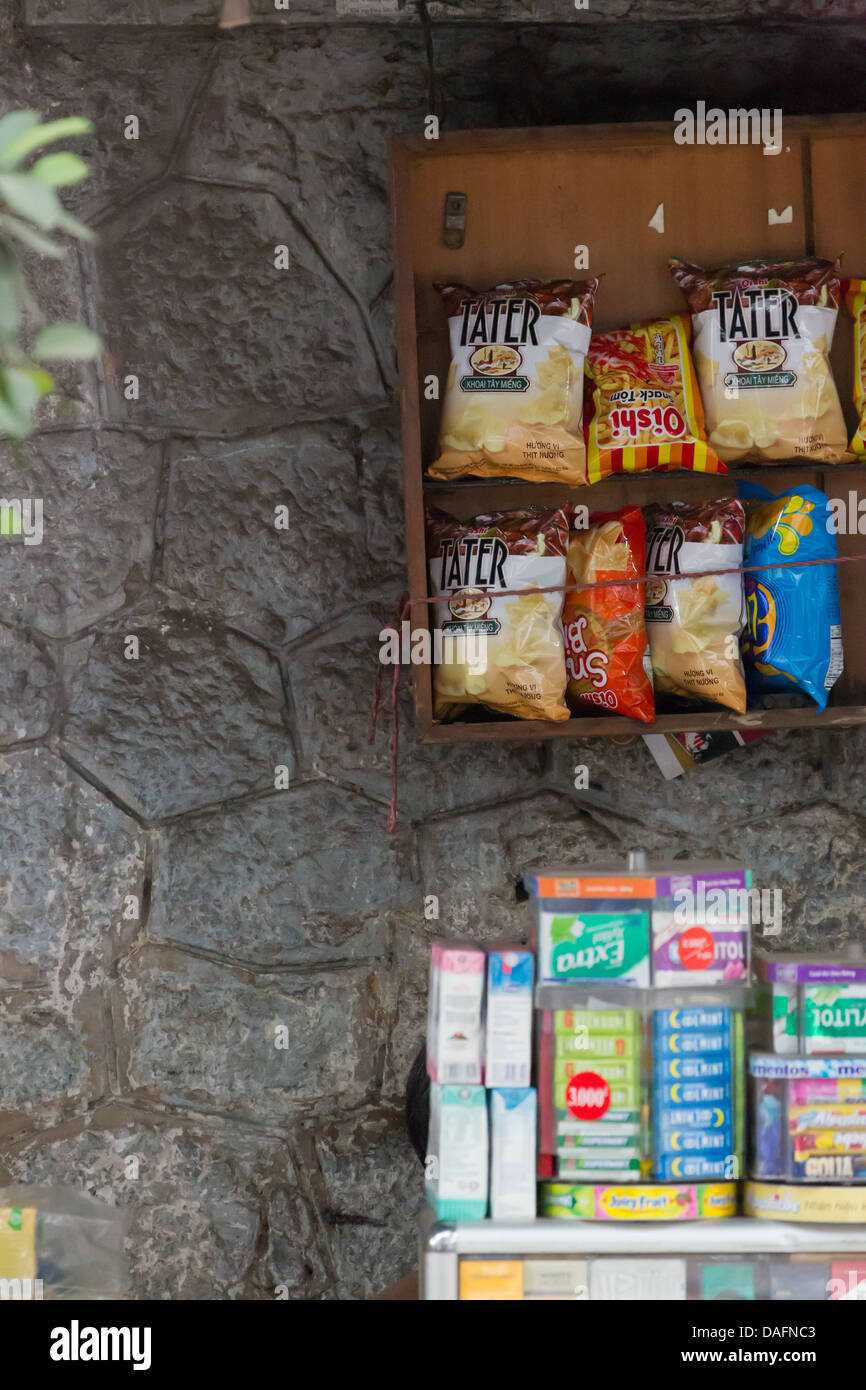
[740,482,843,711]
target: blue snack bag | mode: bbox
[740,482,843,711]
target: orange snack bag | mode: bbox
[563,506,655,722]
[584,314,724,484]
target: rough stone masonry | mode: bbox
[0,0,865,1300]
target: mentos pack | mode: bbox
[740,482,843,711]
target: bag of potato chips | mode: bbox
[429,278,598,485]
[670,256,851,465]
[563,506,655,722]
[740,481,843,711]
[644,498,747,713]
[584,314,724,483]
[426,505,570,721]
[844,278,866,456]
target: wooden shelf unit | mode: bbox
[390,117,866,744]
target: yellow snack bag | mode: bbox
[430,279,599,485]
[425,505,570,721]
[585,314,725,483]
[844,278,866,456]
[670,256,851,464]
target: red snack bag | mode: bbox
[562,505,655,722]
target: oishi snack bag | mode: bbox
[563,506,655,722]
[740,482,843,711]
[425,505,570,721]
[584,314,724,483]
[844,278,866,456]
[644,498,747,713]
[430,278,599,485]
[670,256,851,464]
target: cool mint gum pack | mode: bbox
[757,956,866,1055]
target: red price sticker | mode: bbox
[565,1071,611,1121]
[679,925,715,972]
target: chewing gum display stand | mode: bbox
[528,859,750,1192]
[420,1211,866,1301]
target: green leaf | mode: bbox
[2,364,43,414]
[0,214,65,258]
[0,368,34,438]
[0,173,63,230]
[52,208,95,243]
[0,112,41,161]
[0,267,19,337]
[0,117,92,170]
[31,152,89,187]
[33,322,101,361]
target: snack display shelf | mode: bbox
[391,114,866,744]
[420,1211,866,1301]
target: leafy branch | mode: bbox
[0,110,101,441]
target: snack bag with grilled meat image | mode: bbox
[429,278,599,485]
[670,256,851,465]
[644,497,747,713]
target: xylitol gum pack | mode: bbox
[757,954,866,1055]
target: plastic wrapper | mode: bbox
[0,1187,130,1299]
[563,506,654,722]
[750,1055,866,1182]
[426,504,570,721]
[429,278,598,484]
[670,256,851,464]
[644,497,747,712]
[740,481,842,711]
[843,277,866,456]
[584,313,724,482]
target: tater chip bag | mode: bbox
[584,314,725,483]
[429,278,598,485]
[741,481,843,711]
[844,278,866,456]
[425,505,570,721]
[563,506,654,722]
[670,256,851,464]
[644,498,747,713]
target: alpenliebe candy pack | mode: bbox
[584,313,724,482]
[844,278,866,456]
[430,278,599,485]
[644,497,747,713]
[670,256,851,465]
[741,482,843,712]
[425,504,570,722]
[562,506,655,723]
[750,1054,866,1183]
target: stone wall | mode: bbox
[0,0,865,1300]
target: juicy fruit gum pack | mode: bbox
[584,313,724,481]
[430,278,598,484]
[563,506,655,723]
[741,482,842,712]
[425,505,570,721]
[843,278,866,456]
[670,256,851,464]
[644,497,747,713]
